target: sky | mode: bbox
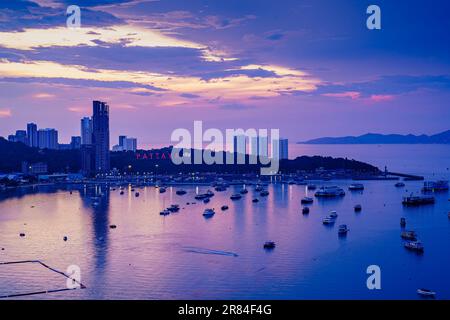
[0,0,449,147]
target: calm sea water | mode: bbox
[0,145,449,300]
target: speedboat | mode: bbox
[354,204,362,212]
[401,230,417,240]
[329,211,338,218]
[338,224,349,235]
[417,288,436,297]
[221,205,229,211]
[260,190,269,197]
[404,240,424,252]
[349,183,364,191]
[176,189,187,195]
[230,193,242,200]
[395,182,405,187]
[202,208,215,217]
[315,186,345,198]
[240,188,248,194]
[302,207,310,214]
[263,241,276,249]
[301,197,314,204]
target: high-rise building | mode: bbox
[70,136,81,149]
[15,130,28,145]
[37,128,58,149]
[272,138,289,160]
[119,135,127,148]
[124,137,137,152]
[80,117,93,145]
[27,123,38,147]
[92,100,110,173]
[81,144,95,176]
[8,135,16,142]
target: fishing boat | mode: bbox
[263,241,276,249]
[221,205,229,211]
[404,241,424,252]
[176,189,187,195]
[230,193,242,200]
[202,208,215,218]
[417,288,436,297]
[315,186,345,198]
[301,197,314,204]
[260,190,269,197]
[354,204,362,212]
[349,183,364,191]
[302,207,310,214]
[402,194,435,206]
[401,230,417,240]
[338,224,349,235]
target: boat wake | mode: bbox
[182,246,238,257]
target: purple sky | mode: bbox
[0,0,449,148]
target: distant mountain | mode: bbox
[299,130,450,144]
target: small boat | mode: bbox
[260,190,269,197]
[206,190,215,197]
[402,194,435,206]
[322,217,336,225]
[203,198,210,204]
[354,204,362,212]
[302,207,310,214]
[221,205,229,211]
[400,217,406,227]
[109,224,117,229]
[159,187,167,193]
[417,288,436,297]
[288,180,296,185]
[301,197,314,204]
[307,184,317,190]
[401,230,417,240]
[203,208,215,218]
[329,211,338,218]
[120,191,124,195]
[395,182,405,187]
[214,185,227,192]
[167,204,180,212]
[159,209,170,216]
[135,192,140,197]
[263,241,276,249]
[315,186,346,198]
[338,224,349,235]
[255,185,263,192]
[349,183,364,191]
[252,198,259,203]
[404,240,424,252]
[176,189,187,195]
[63,236,68,241]
[19,233,25,237]
[240,189,248,194]
[230,193,242,200]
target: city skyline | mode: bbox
[0,1,449,147]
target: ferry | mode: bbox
[404,241,424,252]
[202,208,215,218]
[176,189,187,195]
[301,197,314,204]
[315,186,345,198]
[402,195,435,206]
[349,183,364,191]
[230,193,242,200]
[422,180,449,192]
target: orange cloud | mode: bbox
[322,91,361,99]
[0,108,12,118]
[369,94,394,102]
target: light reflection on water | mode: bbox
[0,180,449,300]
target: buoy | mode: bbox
[19,233,25,237]
[63,236,68,241]
[109,224,117,229]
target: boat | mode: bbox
[322,216,336,225]
[402,194,435,206]
[176,189,187,195]
[221,205,229,211]
[315,186,345,197]
[167,204,180,212]
[395,182,405,187]
[307,184,317,190]
[240,188,248,194]
[120,191,124,195]
[354,204,362,212]
[214,185,227,192]
[230,193,242,200]
[349,183,364,191]
[329,210,338,218]
[263,241,276,249]
[400,217,406,227]
[404,241,424,252]
[260,190,269,197]
[401,230,417,240]
[135,192,140,197]
[203,198,210,204]
[422,180,449,192]
[206,190,215,197]
[301,197,314,204]
[252,198,259,203]
[159,187,167,193]
[302,207,310,214]
[159,209,170,216]
[288,180,296,185]
[417,288,436,297]
[255,185,263,192]
[109,224,117,229]
[338,224,349,235]
[202,208,215,217]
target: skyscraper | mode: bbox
[272,138,289,160]
[37,128,58,149]
[15,130,28,145]
[119,135,127,148]
[92,100,110,173]
[27,123,38,147]
[70,136,81,149]
[124,137,137,152]
[80,117,93,145]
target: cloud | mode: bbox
[33,93,56,98]
[322,91,360,99]
[0,108,12,118]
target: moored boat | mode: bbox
[402,195,435,206]
[260,190,269,197]
[338,224,349,235]
[263,241,276,249]
[354,204,362,212]
[302,207,310,214]
[315,186,345,198]
[307,184,317,190]
[176,189,187,195]
[230,193,242,200]
[400,217,406,227]
[395,182,405,187]
[252,198,259,203]
[404,240,424,252]
[301,197,314,204]
[221,205,229,211]
[401,230,417,240]
[417,288,436,297]
[202,208,215,218]
[349,183,364,191]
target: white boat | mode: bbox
[338,224,349,234]
[322,216,336,225]
[329,210,338,218]
[203,208,215,217]
[315,186,345,197]
[349,183,364,191]
[404,241,424,252]
[417,288,436,297]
